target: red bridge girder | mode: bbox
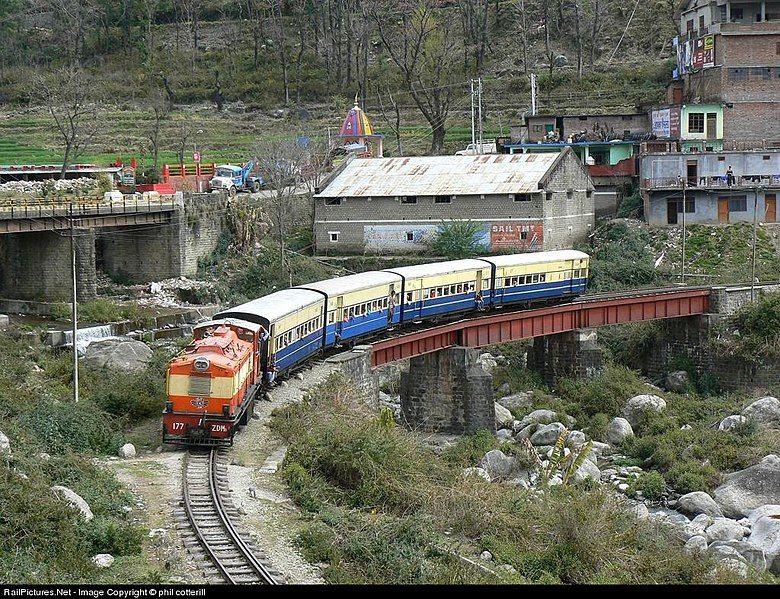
[370,288,711,367]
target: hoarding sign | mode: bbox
[489,221,543,251]
[652,109,671,138]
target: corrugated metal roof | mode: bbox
[298,271,402,296]
[481,250,589,267]
[315,153,561,197]
[384,259,493,279]
[215,289,323,323]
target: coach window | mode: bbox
[467,282,476,292]
[325,197,342,205]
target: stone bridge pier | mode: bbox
[0,228,97,302]
[528,327,604,386]
[399,346,495,434]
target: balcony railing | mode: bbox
[643,175,780,189]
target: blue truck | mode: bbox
[208,160,264,196]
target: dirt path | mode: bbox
[108,362,334,584]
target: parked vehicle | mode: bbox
[209,160,264,196]
[162,250,590,446]
[455,140,497,155]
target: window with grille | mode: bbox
[435,196,453,204]
[728,68,747,81]
[729,196,747,212]
[688,113,705,133]
[325,197,342,205]
[188,376,212,397]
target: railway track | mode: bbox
[178,449,279,585]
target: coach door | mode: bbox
[335,296,346,341]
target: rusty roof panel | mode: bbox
[315,153,561,197]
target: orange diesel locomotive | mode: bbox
[163,320,264,445]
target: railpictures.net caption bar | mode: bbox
[3,589,207,599]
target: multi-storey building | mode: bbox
[672,0,780,147]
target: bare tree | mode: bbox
[254,138,308,270]
[266,0,290,105]
[375,85,403,156]
[34,0,102,66]
[147,87,170,180]
[512,0,529,74]
[174,121,195,165]
[33,68,101,178]
[141,0,160,66]
[372,0,463,155]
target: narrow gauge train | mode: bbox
[163,249,590,446]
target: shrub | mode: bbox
[427,220,485,259]
[557,364,652,419]
[82,517,144,556]
[665,462,719,494]
[50,303,72,321]
[442,429,497,468]
[630,471,666,500]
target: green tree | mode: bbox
[428,220,485,259]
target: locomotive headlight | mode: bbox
[194,357,210,372]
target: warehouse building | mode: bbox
[313,149,595,255]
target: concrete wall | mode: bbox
[0,228,96,302]
[644,189,777,225]
[325,345,379,407]
[561,114,650,139]
[641,151,780,181]
[314,151,594,254]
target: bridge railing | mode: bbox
[0,196,178,220]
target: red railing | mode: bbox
[370,287,710,366]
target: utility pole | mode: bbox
[470,80,476,147]
[751,186,761,301]
[477,77,484,153]
[681,180,686,284]
[530,73,537,116]
[70,216,79,403]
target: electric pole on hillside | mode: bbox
[530,73,537,116]
[69,214,79,403]
[751,185,763,302]
[470,78,484,152]
[681,178,687,284]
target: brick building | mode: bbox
[672,0,780,147]
[312,150,595,255]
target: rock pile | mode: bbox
[0,177,99,197]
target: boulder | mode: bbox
[517,409,557,430]
[496,392,534,414]
[713,454,780,518]
[496,429,513,441]
[677,491,723,518]
[706,518,747,542]
[479,550,493,561]
[476,353,497,374]
[462,467,492,483]
[494,403,514,428]
[718,558,748,578]
[495,382,511,397]
[0,430,9,454]
[530,422,567,446]
[118,443,136,459]
[685,514,714,538]
[747,504,780,524]
[666,370,690,392]
[572,459,600,483]
[684,535,708,554]
[590,441,611,455]
[478,450,517,481]
[742,396,780,426]
[84,339,153,372]
[605,417,634,445]
[709,540,767,572]
[748,514,780,574]
[566,430,587,448]
[623,394,667,428]
[514,423,536,440]
[718,415,748,432]
[92,554,115,568]
[51,486,94,521]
